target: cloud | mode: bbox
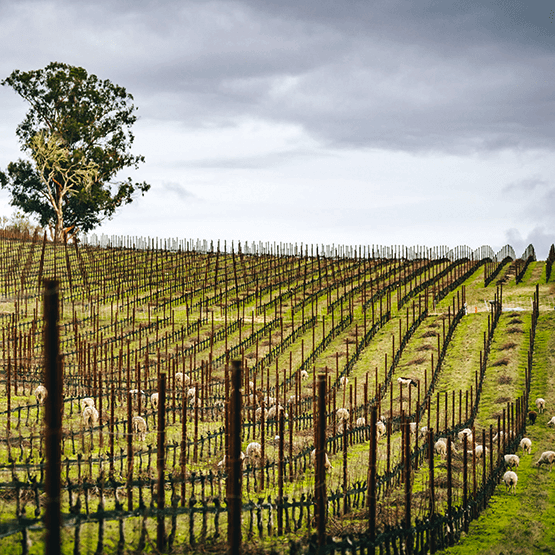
[503,176,550,193]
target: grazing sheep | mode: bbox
[458,428,473,444]
[434,439,447,458]
[80,397,95,411]
[548,417,555,428]
[340,376,349,388]
[175,372,191,389]
[502,470,518,494]
[187,387,196,402]
[397,377,418,387]
[255,407,268,421]
[519,438,532,454]
[356,417,366,427]
[336,408,350,422]
[218,452,246,468]
[266,404,287,421]
[246,442,262,461]
[34,385,48,405]
[504,454,520,468]
[300,370,309,380]
[535,451,555,471]
[536,398,546,414]
[376,420,386,439]
[528,411,538,425]
[132,416,147,441]
[82,406,99,429]
[310,449,333,470]
[151,392,159,410]
[473,445,488,459]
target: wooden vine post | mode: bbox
[44,279,62,555]
[315,373,327,547]
[157,372,167,552]
[227,359,243,554]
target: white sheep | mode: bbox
[80,397,95,411]
[82,406,99,429]
[310,449,333,470]
[336,408,350,422]
[457,429,473,446]
[217,452,246,468]
[266,404,287,420]
[419,426,428,439]
[492,431,504,443]
[397,377,418,387]
[300,370,309,380]
[376,420,386,439]
[434,439,447,458]
[536,398,546,414]
[187,387,196,400]
[409,422,417,435]
[356,417,366,427]
[132,416,147,441]
[34,385,48,405]
[502,470,518,494]
[547,417,555,427]
[246,442,262,461]
[473,445,488,459]
[519,438,532,454]
[504,454,520,468]
[535,450,555,471]
[175,372,191,389]
[339,376,349,388]
[151,392,159,410]
[255,407,268,421]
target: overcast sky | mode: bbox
[1,0,554,258]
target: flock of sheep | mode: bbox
[32,379,555,498]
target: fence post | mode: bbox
[227,359,243,555]
[44,279,62,555]
[315,373,327,548]
[367,406,377,549]
[157,372,167,552]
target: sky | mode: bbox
[1,0,554,258]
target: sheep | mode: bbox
[132,416,147,441]
[434,439,447,458]
[336,408,350,422]
[310,449,333,470]
[504,454,520,468]
[356,417,366,427]
[536,398,546,414]
[34,385,48,405]
[535,451,555,471]
[217,452,246,468]
[419,426,428,439]
[300,370,309,380]
[82,406,99,429]
[175,372,191,389]
[80,397,95,411]
[473,445,488,459]
[376,420,386,439]
[246,442,262,461]
[409,422,417,435]
[255,407,269,421]
[458,428,473,444]
[397,377,418,387]
[340,376,349,388]
[492,431,504,443]
[519,438,532,455]
[266,404,287,421]
[151,392,159,411]
[528,411,538,425]
[548,417,555,428]
[502,470,518,494]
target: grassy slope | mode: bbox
[438,311,555,555]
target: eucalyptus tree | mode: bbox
[0,62,150,240]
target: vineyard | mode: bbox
[0,229,553,554]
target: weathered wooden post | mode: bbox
[227,359,243,554]
[367,406,377,549]
[44,279,62,555]
[157,372,167,552]
[315,373,327,548]
[278,408,284,535]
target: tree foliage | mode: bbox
[0,62,150,239]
